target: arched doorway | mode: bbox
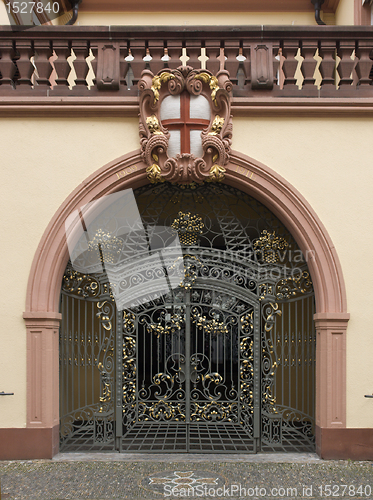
[23,150,348,458]
[59,182,316,453]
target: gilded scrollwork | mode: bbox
[276,271,313,300]
[138,401,186,422]
[98,362,111,412]
[240,311,254,336]
[145,311,185,338]
[62,266,100,298]
[170,254,201,289]
[122,336,136,406]
[123,310,135,334]
[263,302,282,333]
[191,402,238,422]
[191,308,228,336]
[96,301,113,331]
[151,72,176,103]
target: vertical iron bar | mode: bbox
[185,289,191,451]
[281,301,284,408]
[253,304,260,440]
[288,301,291,409]
[295,300,298,412]
[301,297,304,414]
[78,297,81,411]
[310,296,316,417]
[150,311,153,392]
[84,301,87,408]
[116,309,123,446]
[143,314,146,393]
[230,317,233,393]
[306,296,310,417]
[71,297,74,414]
[135,313,139,426]
[91,302,94,405]
[60,295,65,428]
[66,295,69,415]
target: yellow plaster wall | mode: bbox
[233,116,373,428]
[72,11,317,26]
[335,0,354,25]
[0,3,341,27]
[0,117,138,428]
[0,114,372,429]
[0,1,10,24]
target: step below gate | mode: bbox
[59,183,316,453]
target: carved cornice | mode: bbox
[138,66,233,185]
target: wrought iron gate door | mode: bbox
[118,283,259,453]
[60,182,316,453]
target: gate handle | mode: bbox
[364,394,373,398]
[0,391,14,396]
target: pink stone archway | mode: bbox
[22,149,349,459]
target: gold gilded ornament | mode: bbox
[171,212,204,246]
[151,72,175,103]
[195,73,220,105]
[208,115,225,135]
[146,115,163,135]
[208,164,226,183]
[253,230,288,264]
[146,164,164,184]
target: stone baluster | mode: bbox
[90,42,98,87]
[337,41,355,87]
[147,40,165,75]
[0,41,17,87]
[242,41,252,89]
[355,41,373,87]
[128,40,146,86]
[319,40,337,87]
[300,39,318,89]
[205,40,221,75]
[119,42,129,88]
[281,40,299,87]
[165,40,182,69]
[15,40,34,87]
[34,41,53,88]
[224,40,241,84]
[272,42,280,88]
[53,40,71,87]
[71,40,89,88]
[184,40,201,69]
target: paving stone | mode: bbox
[0,454,371,500]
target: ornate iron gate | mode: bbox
[60,183,315,453]
[118,283,259,452]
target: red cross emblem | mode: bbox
[160,91,211,156]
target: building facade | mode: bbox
[0,0,372,460]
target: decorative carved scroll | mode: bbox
[138,66,233,185]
